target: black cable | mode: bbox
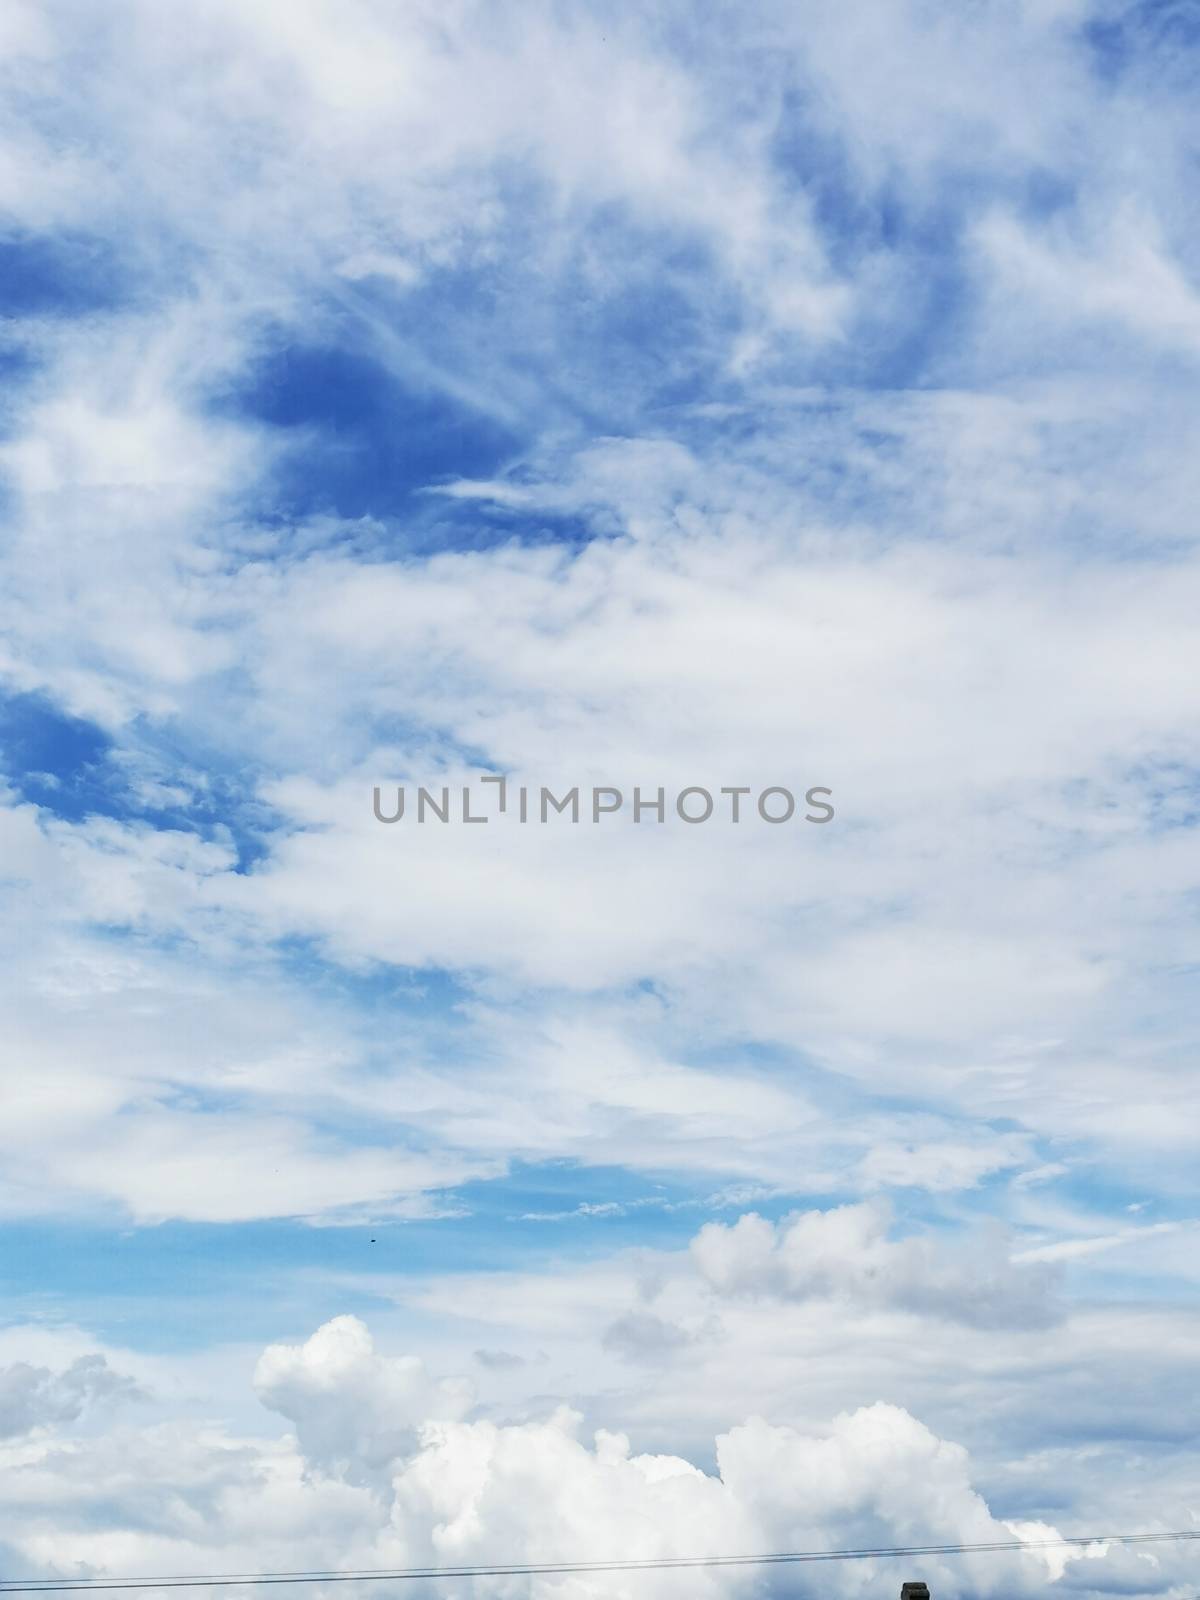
[2,1529,1198,1593]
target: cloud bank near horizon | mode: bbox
[0,1312,1184,1600]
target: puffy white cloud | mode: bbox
[255,1316,474,1480]
[5,1316,1184,1600]
[394,1200,1200,1487]
[689,1202,1062,1329]
[0,1354,144,1439]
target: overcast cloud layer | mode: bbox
[1,2,1198,1597]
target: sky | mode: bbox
[1,1,1199,1598]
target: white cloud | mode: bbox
[391,1203,1200,1483]
[4,1316,1181,1600]
[1,0,1199,1561]
[0,1354,144,1439]
[255,1317,473,1481]
[976,205,1200,355]
[1012,1220,1192,1265]
[856,1136,1033,1193]
[690,1202,1061,1329]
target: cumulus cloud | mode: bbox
[0,1353,144,1438]
[254,1316,474,1480]
[3,1317,1175,1600]
[404,1204,1200,1487]
[689,1202,1063,1329]
[600,1310,711,1364]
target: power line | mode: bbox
[2,1529,1198,1593]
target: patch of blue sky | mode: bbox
[271,938,477,1016]
[0,690,113,820]
[1066,1255,1200,1307]
[192,190,1070,559]
[0,1164,770,1353]
[432,503,615,554]
[542,221,737,418]
[0,340,37,407]
[453,1159,771,1239]
[0,1217,404,1353]
[217,334,522,525]
[0,690,277,871]
[208,206,746,549]
[0,229,130,319]
[1,1134,1170,1357]
[1039,1156,1200,1227]
[1084,0,1200,84]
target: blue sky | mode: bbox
[1,3,1199,1597]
